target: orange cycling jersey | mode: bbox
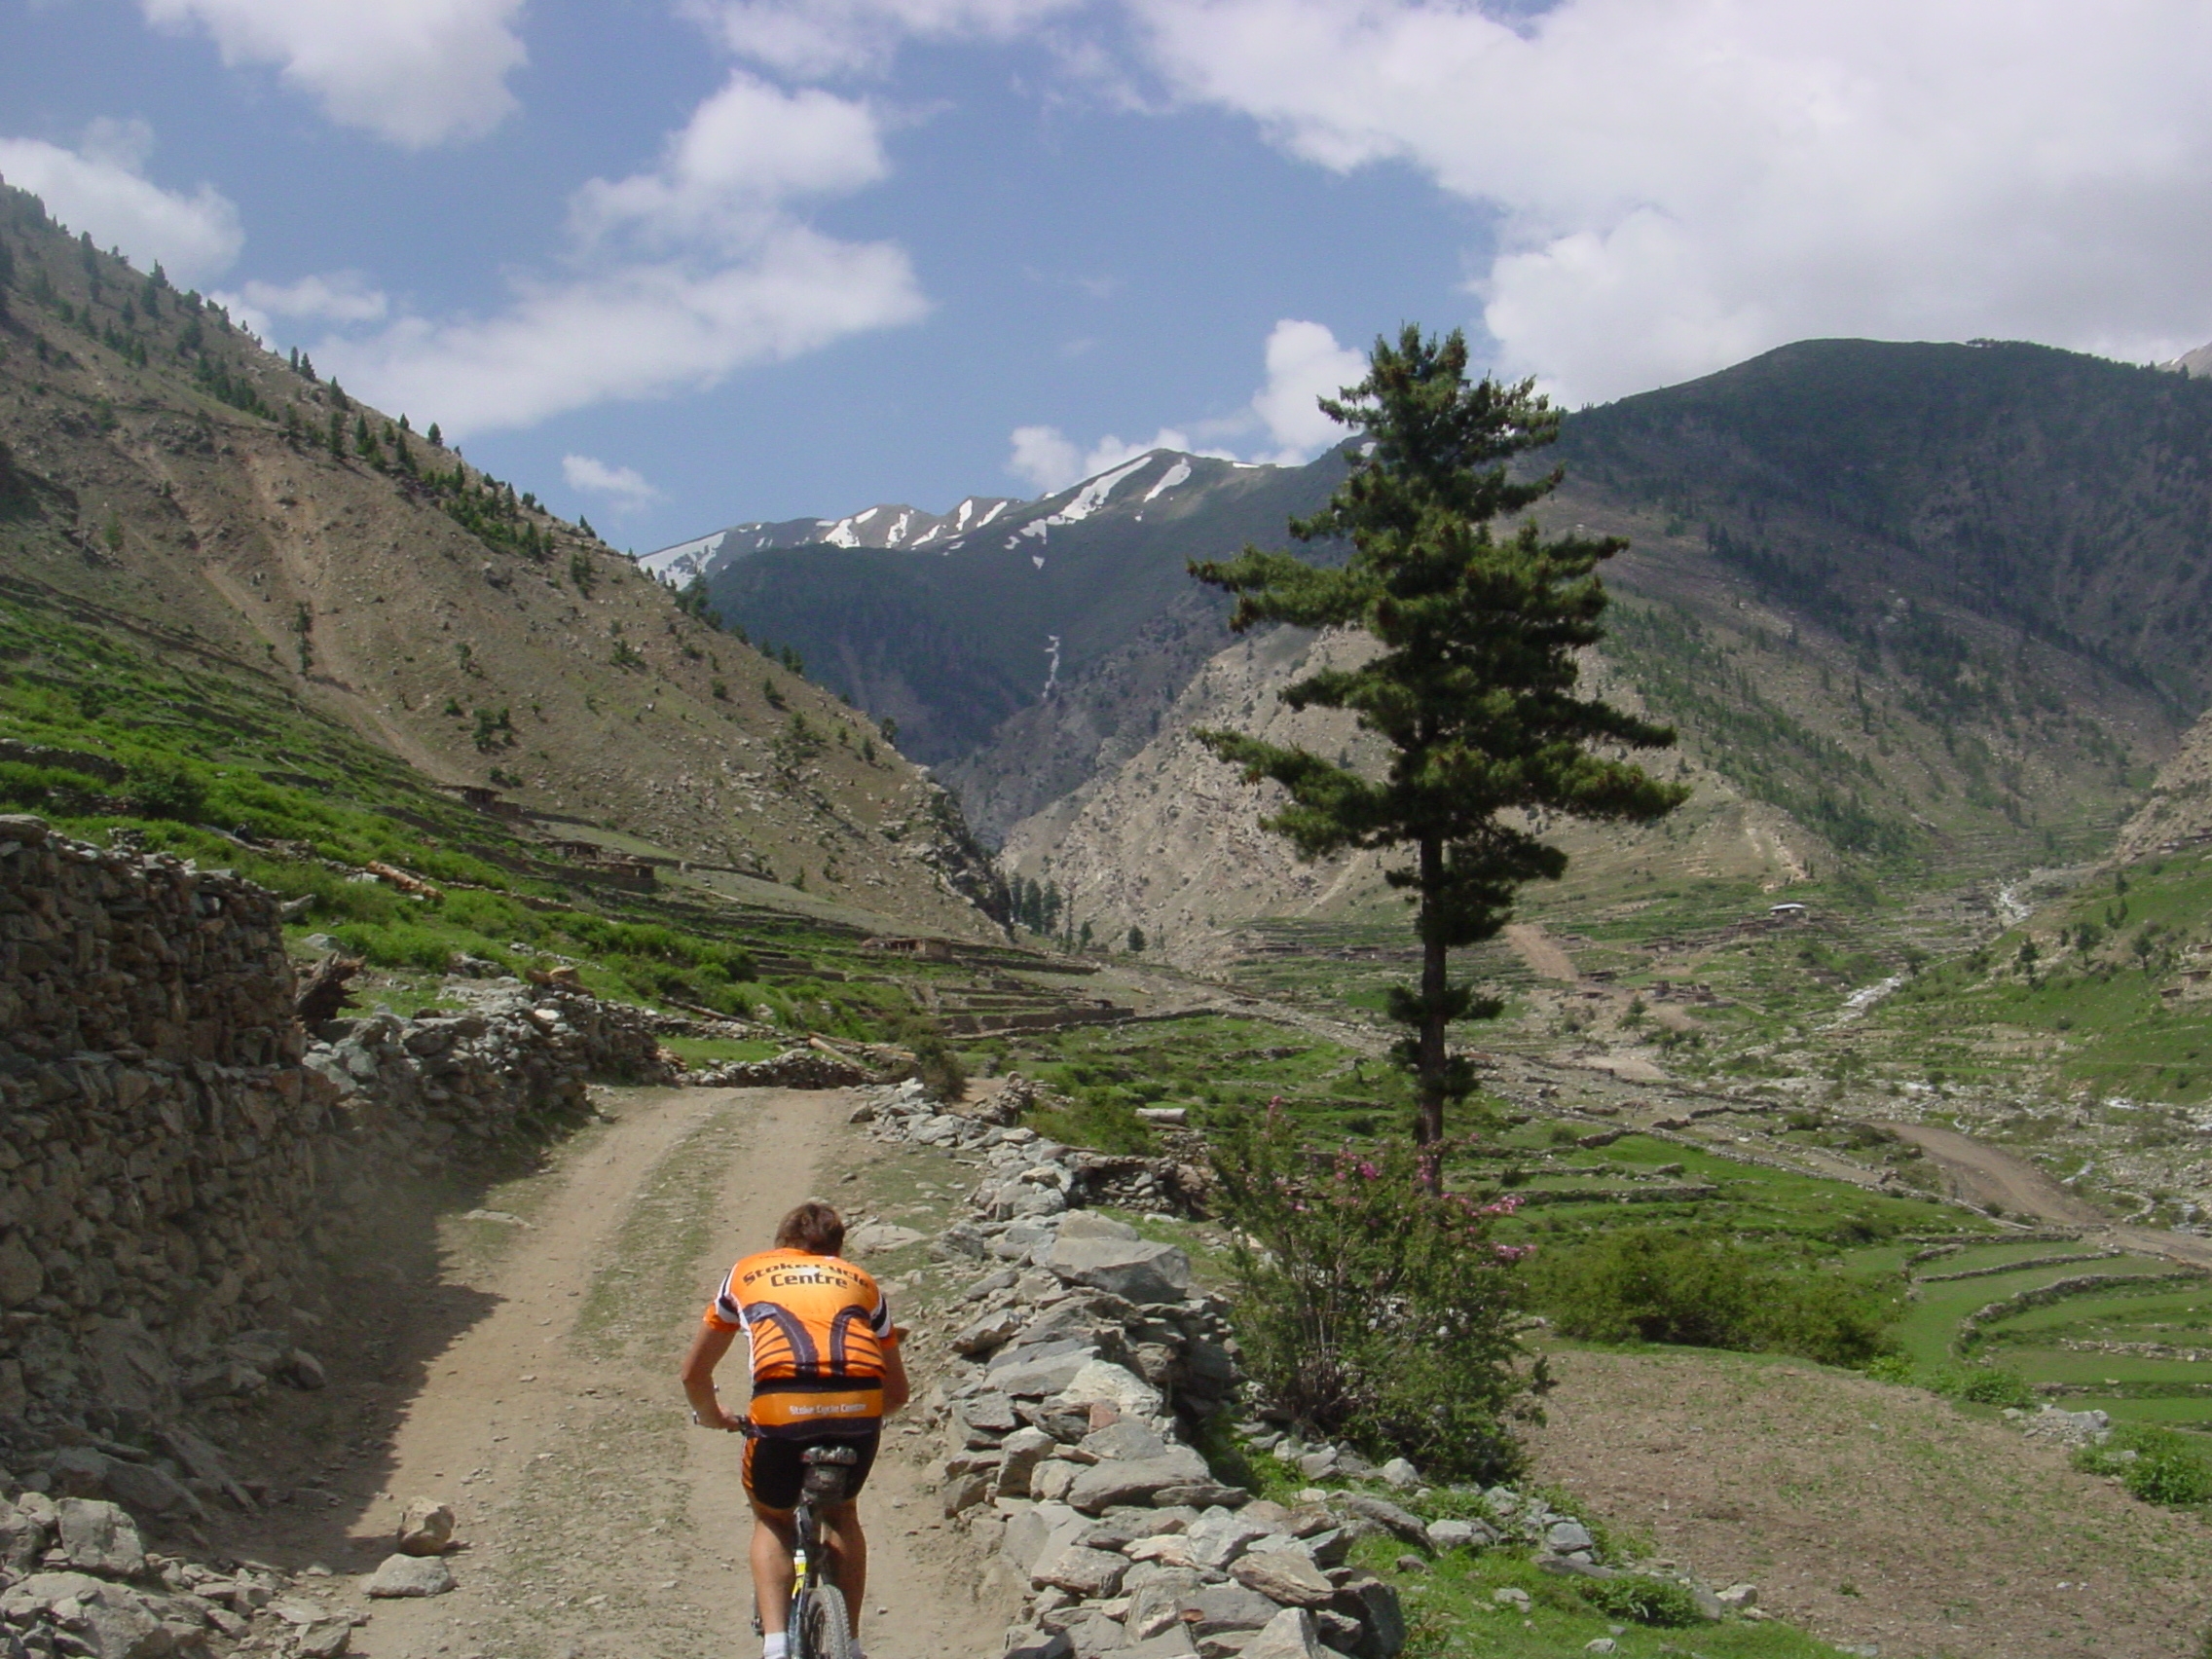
[704,1248,894,1438]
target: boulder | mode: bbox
[953,1308,1025,1357]
[1329,1577,1405,1659]
[1082,1420,1172,1463]
[1002,1503,1085,1577]
[1182,1512,1276,1570]
[1544,1520,1594,1554]
[1046,1235,1193,1307]
[1153,1483,1250,1510]
[1049,1360,1164,1421]
[1181,1583,1282,1635]
[1422,1519,1491,1553]
[1006,1629,1076,1659]
[1231,1552,1337,1609]
[993,1349,1101,1399]
[1065,1448,1213,1514]
[999,1428,1060,1497]
[56,1498,145,1577]
[1032,1544,1129,1599]
[1377,1459,1419,1493]
[1238,1608,1326,1659]
[848,1222,928,1255]
[961,1393,1021,1438]
[397,1498,456,1556]
[1335,1495,1427,1551]
[1099,1630,1199,1659]
[1,1497,52,1570]
[367,1553,456,1598]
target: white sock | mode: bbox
[762,1635,789,1659]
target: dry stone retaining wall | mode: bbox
[0,815,672,1438]
[861,1081,1754,1658]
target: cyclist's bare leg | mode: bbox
[818,1498,866,1641]
[748,1499,798,1636]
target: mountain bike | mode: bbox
[733,1428,859,1659]
[788,1443,860,1659]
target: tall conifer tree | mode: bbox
[1193,326,1687,1182]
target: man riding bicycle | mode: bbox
[681,1201,908,1659]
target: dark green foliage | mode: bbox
[426,422,441,447]
[569,551,595,595]
[122,757,209,822]
[1126,925,1145,953]
[676,574,721,627]
[1575,1576,1705,1627]
[193,355,272,419]
[2076,1425,2212,1508]
[1212,1110,1536,1482]
[1530,1226,1902,1367]
[471,707,513,751]
[1193,327,1686,1160]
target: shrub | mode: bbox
[1530,1226,1900,1367]
[2078,1426,2212,1508]
[1920,1365,2038,1410]
[1576,1575,1704,1627]
[123,756,209,822]
[1211,1108,1537,1484]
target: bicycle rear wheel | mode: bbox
[798,1582,856,1659]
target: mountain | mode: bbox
[0,181,1003,938]
[649,337,2212,962]
[638,493,1023,585]
[660,450,1346,771]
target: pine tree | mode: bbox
[426,422,441,448]
[1192,326,1686,1181]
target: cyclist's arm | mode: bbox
[680,1322,747,1429]
[881,1330,910,1415]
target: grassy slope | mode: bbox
[0,181,999,939]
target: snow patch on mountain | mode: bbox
[1144,459,1192,501]
[635,529,726,584]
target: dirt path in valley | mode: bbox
[231,1086,1002,1659]
[1502,922,1577,982]
[1881,1120,2212,1272]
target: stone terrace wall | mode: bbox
[0,815,673,1434]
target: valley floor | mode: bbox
[199,1085,1013,1659]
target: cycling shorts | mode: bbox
[744,1425,881,1512]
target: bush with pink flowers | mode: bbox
[1211,1103,1542,1482]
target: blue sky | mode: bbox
[8,2,2212,553]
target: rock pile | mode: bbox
[688,1048,873,1089]
[864,1081,1750,1656]
[302,983,674,1160]
[0,1485,371,1655]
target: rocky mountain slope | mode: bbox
[0,181,1001,937]
[656,337,2212,961]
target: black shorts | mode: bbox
[743,1426,881,1511]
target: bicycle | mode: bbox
[787,1443,860,1659]
[726,1419,859,1659]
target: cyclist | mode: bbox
[681,1201,908,1659]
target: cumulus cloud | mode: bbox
[1007,424,1214,493]
[0,120,242,283]
[140,0,526,148]
[1129,0,2212,401]
[1248,317,1367,460]
[215,271,388,340]
[1006,316,1364,493]
[313,74,926,435]
[689,0,1080,77]
[563,454,663,510]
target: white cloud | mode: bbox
[563,454,663,510]
[215,272,388,345]
[1007,316,1364,492]
[688,0,1079,77]
[1248,317,1367,460]
[141,0,526,149]
[570,73,887,251]
[1010,424,1163,493]
[1129,0,2212,401]
[313,75,925,435]
[0,122,242,283]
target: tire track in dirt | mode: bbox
[1882,1120,2212,1271]
[279,1085,996,1659]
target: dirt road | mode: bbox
[1883,1120,2212,1271]
[233,1086,1002,1659]
[1502,922,1577,982]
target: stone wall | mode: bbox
[0,815,673,1436]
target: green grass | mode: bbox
[1398,1547,1853,1659]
